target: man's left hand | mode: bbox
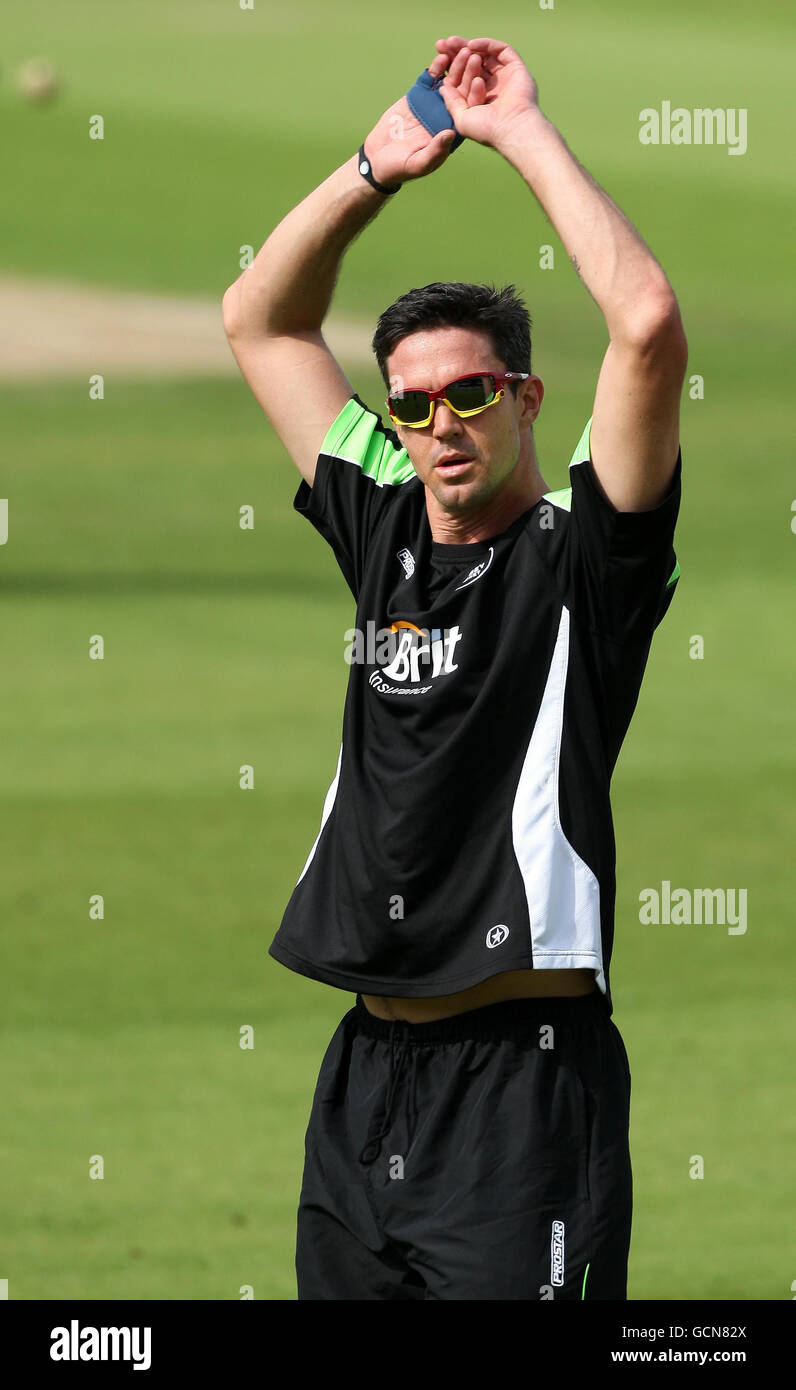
[429,36,539,149]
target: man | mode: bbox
[223,34,687,1300]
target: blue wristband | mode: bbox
[406,69,465,149]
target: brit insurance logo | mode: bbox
[345,619,463,696]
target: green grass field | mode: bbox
[1,0,794,1299]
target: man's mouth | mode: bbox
[435,454,475,476]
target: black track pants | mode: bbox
[295,991,632,1300]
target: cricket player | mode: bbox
[222,34,686,1300]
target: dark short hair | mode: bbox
[371,282,532,396]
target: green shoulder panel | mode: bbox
[542,486,572,512]
[568,415,593,467]
[320,397,415,486]
[540,415,593,511]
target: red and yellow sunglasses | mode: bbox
[386,371,529,428]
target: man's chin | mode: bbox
[430,475,491,513]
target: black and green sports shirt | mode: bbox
[268,394,681,1015]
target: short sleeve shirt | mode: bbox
[268,395,681,1015]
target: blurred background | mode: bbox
[1,0,793,1300]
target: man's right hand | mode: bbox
[362,91,457,189]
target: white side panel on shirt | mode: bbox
[511,606,606,993]
[296,743,343,885]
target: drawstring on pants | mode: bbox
[358,1020,419,1165]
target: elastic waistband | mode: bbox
[353,990,606,1045]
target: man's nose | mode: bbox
[432,401,464,435]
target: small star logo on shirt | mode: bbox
[486,924,509,948]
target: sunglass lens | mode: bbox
[446,375,494,412]
[390,390,430,424]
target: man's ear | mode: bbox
[518,374,544,426]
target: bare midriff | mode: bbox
[360,967,597,1022]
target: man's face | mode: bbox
[386,326,542,514]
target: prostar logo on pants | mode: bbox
[50,1320,151,1371]
[551,1220,565,1286]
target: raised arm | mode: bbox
[222,91,457,486]
[435,36,688,512]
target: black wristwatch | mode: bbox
[357,144,401,195]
